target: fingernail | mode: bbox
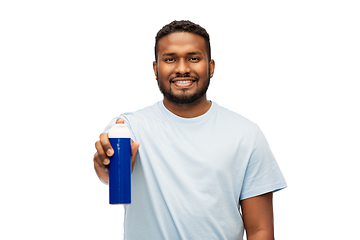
[106,149,113,156]
[103,159,110,165]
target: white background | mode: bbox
[1,1,359,239]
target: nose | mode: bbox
[175,59,190,75]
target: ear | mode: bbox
[153,61,158,80]
[209,59,215,78]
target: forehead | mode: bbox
[157,32,207,56]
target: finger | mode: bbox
[94,141,109,167]
[93,158,109,184]
[130,142,140,173]
[100,132,113,157]
[93,148,103,168]
[131,141,140,157]
[116,118,125,124]
[93,152,108,172]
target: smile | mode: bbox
[171,79,196,88]
[173,80,194,83]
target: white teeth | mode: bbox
[175,80,192,83]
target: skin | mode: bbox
[93,31,274,239]
[153,32,215,118]
[241,192,275,240]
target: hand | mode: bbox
[93,119,140,184]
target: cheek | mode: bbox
[158,69,172,80]
[193,63,209,76]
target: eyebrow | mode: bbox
[162,51,203,57]
[162,53,175,56]
[188,51,203,55]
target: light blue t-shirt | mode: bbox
[104,101,287,240]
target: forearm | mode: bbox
[246,229,274,240]
[242,192,275,240]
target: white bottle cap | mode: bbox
[108,124,131,138]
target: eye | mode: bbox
[165,58,175,62]
[189,57,200,62]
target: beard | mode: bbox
[156,69,211,105]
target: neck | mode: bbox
[163,95,212,118]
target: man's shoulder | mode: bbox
[214,102,257,128]
[121,101,162,119]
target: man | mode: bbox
[94,20,287,240]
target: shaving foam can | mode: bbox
[108,123,131,204]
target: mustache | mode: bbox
[170,74,199,82]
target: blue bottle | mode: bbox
[108,123,131,204]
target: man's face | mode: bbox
[153,32,215,105]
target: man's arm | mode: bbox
[241,192,274,240]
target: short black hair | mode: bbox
[155,20,211,62]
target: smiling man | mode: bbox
[94,20,287,240]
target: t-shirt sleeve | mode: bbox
[239,125,287,200]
